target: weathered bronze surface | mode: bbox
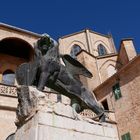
[16,35,105,121]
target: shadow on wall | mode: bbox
[0,37,34,61]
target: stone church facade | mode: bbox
[0,23,139,140]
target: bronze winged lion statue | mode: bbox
[16,35,106,122]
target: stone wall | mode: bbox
[59,29,115,56]
[15,110,119,140]
[77,51,100,90]
[0,24,39,47]
[117,39,137,70]
[0,84,17,140]
[94,56,140,140]
[0,109,17,140]
[14,89,119,140]
[77,51,118,91]
[97,55,117,82]
[89,31,115,56]
[0,54,27,83]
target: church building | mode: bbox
[0,23,140,140]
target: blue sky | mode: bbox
[0,0,140,53]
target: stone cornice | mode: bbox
[77,49,118,59]
[60,28,110,39]
[0,22,42,38]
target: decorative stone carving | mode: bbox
[0,84,17,96]
[80,109,96,119]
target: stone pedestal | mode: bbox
[14,86,119,140]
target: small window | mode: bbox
[2,70,15,85]
[98,44,107,56]
[121,132,131,140]
[112,83,122,100]
[70,45,81,59]
[101,99,109,110]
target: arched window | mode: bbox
[70,45,81,59]
[2,70,15,85]
[98,44,107,56]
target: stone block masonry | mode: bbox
[14,87,119,140]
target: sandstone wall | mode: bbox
[15,100,119,140]
[94,56,140,140]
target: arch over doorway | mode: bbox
[0,37,34,61]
